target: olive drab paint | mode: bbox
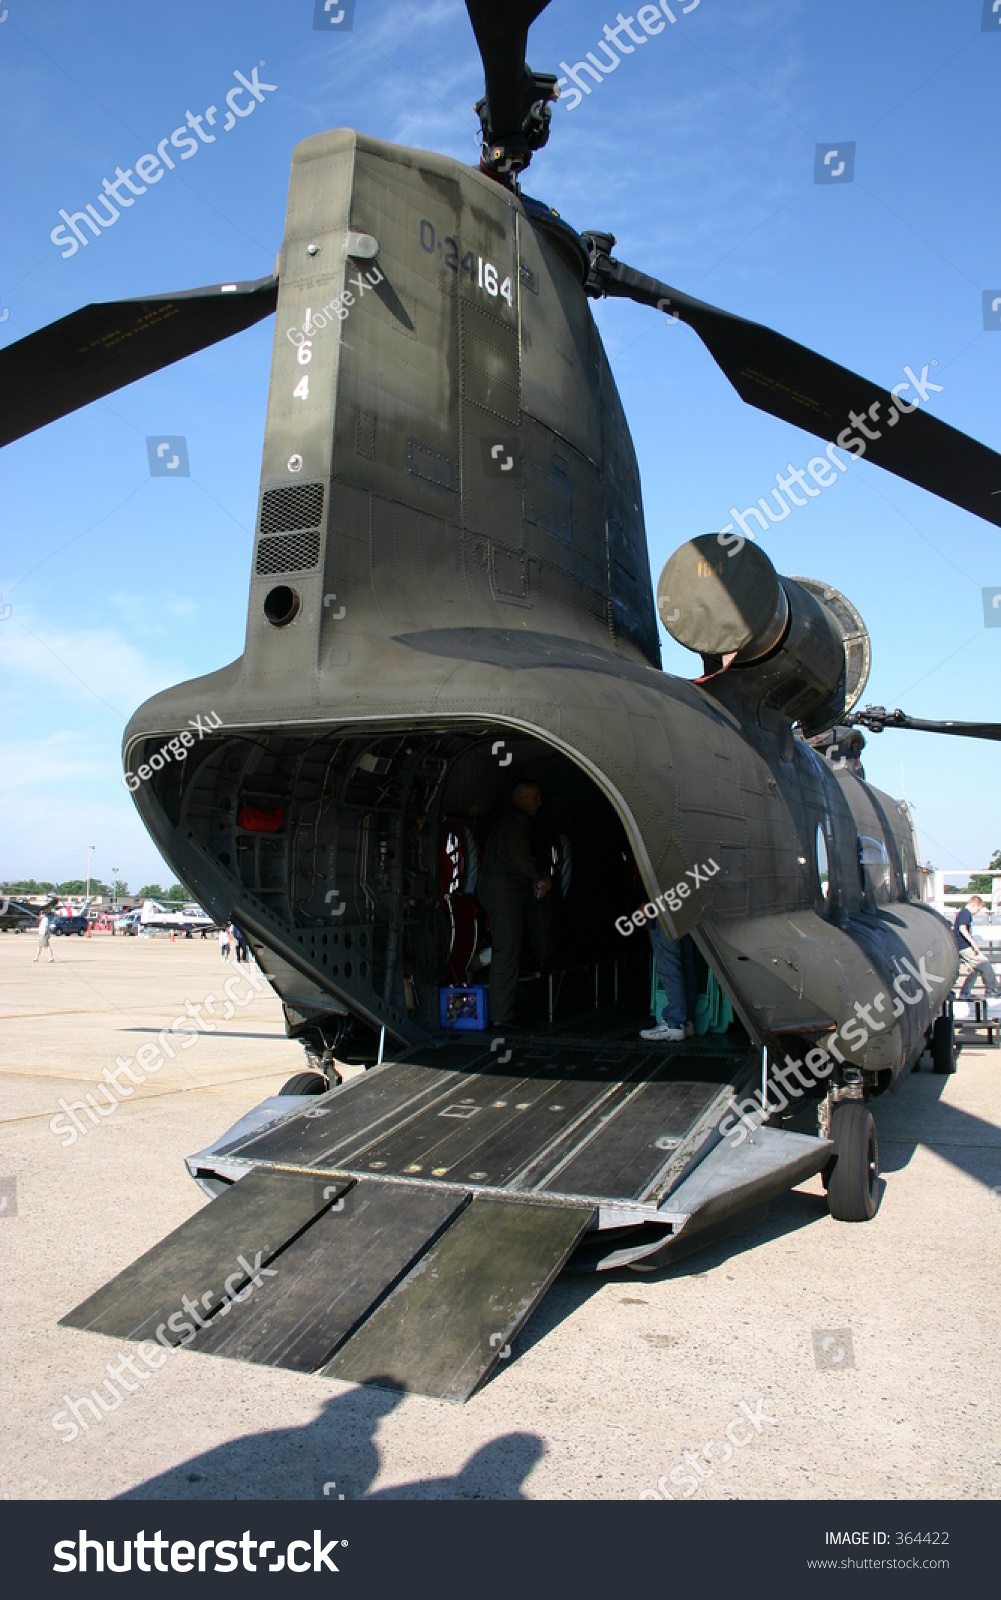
[122,129,958,1083]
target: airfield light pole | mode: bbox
[112,868,119,911]
[86,845,95,900]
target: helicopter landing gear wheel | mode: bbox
[931,1014,956,1075]
[826,1101,880,1222]
[278,1071,329,1096]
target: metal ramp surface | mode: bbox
[197,1036,747,1211]
[62,1038,759,1399]
[325,1196,593,1401]
[186,1181,467,1373]
[61,1167,594,1402]
[60,1168,350,1346]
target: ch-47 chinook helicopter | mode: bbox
[4,2,1000,1401]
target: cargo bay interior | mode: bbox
[168,723,746,1058]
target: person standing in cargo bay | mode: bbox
[477,781,553,1026]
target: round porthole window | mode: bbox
[263,585,300,627]
[816,824,831,903]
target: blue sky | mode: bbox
[1,0,998,889]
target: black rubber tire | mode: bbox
[932,1014,956,1075]
[826,1101,880,1222]
[278,1071,329,1096]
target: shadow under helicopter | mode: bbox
[877,1053,1001,1187]
[513,1041,998,1361]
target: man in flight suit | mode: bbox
[477,780,553,1026]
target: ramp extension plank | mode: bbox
[187,1182,467,1371]
[60,1168,350,1346]
[325,1196,595,1402]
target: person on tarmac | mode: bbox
[33,910,55,964]
[476,780,553,1027]
[954,894,1001,999]
[641,925,697,1042]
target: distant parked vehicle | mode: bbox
[51,914,89,936]
[114,909,142,936]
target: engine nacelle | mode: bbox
[657,535,870,737]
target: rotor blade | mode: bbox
[582,239,1001,529]
[848,707,1001,741]
[0,276,278,448]
[465,0,552,136]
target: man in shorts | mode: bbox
[33,911,55,963]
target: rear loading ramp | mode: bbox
[63,1036,810,1399]
[198,1035,750,1214]
[61,1168,591,1403]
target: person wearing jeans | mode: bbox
[641,924,697,1042]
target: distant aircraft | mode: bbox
[139,899,214,936]
[0,893,58,932]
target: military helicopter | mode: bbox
[0,893,58,933]
[5,2,1000,1402]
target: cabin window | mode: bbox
[816,824,831,905]
[859,835,891,903]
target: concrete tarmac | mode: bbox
[2,935,998,1500]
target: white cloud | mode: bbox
[0,615,191,884]
[0,731,176,886]
[0,611,182,719]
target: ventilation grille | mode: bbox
[255,528,321,576]
[259,483,325,537]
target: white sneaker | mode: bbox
[640,1022,686,1042]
